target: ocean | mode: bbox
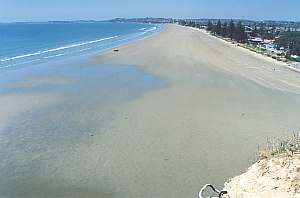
[0,22,162,70]
[0,22,166,198]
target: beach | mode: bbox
[1,24,300,198]
[96,24,300,196]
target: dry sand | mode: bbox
[224,155,300,198]
[1,24,300,198]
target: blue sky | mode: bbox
[0,0,299,22]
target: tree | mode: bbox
[192,21,196,28]
[207,20,213,31]
[221,22,228,37]
[277,32,300,56]
[228,20,235,39]
[216,20,222,35]
[234,21,247,43]
[187,21,196,27]
[179,20,186,26]
[211,24,217,34]
[205,19,247,43]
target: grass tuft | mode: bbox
[259,132,300,160]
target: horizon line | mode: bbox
[0,17,299,24]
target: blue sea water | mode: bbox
[0,22,162,70]
[0,22,166,198]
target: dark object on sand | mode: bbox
[114,49,119,52]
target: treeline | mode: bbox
[207,20,247,43]
[178,19,300,57]
[179,20,201,29]
[179,19,248,43]
[277,32,300,56]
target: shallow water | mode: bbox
[2,25,300,198]
[1,55,300,198]
[0,58,165,198]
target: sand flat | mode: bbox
[92,24,300,197]
[2,24,300,198]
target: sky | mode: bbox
[0,0,300,22]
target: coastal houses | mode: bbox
[248,37,285,55]
[248,37,263,46]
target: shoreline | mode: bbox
[100,24,300,94]
[1,24,300,198]
[0,23,163,72]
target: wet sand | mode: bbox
[0,60,164,198]
[1,24,300,198]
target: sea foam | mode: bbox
[0,36,118,62]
